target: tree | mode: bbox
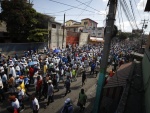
[27,28,49,42]
[0,0,38,42]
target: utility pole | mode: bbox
[92,0,117,113]
[141,19,148,49]
[62,13,65,49]
[48,21,50,49]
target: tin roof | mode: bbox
[104,62,133,88]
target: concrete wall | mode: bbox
[0,42,46,56]
[50,28,66,49]
[142,49,150,113]
[79,33,89,47]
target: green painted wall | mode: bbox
[142,49,150,113]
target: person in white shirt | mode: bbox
[17,87,25,110]
[31,94,39,113]
[47,80,54,106]
[7,95,20,113]
[1,73,7,91]
[9,65,16,78]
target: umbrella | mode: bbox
[53,49,61,53]
[28,62,34,66]
[32,61,38,65]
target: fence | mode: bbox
[0,42,46,56]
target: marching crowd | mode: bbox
[0,41,135,113]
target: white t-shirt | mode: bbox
[12,98,20,109]
[18,89,25,100]
[32,98,39,110]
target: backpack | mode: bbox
[62,105,72,113]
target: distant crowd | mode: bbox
[0,41,136,113]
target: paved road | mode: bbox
[0,73,98,113]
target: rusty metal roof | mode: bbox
[104,62,133,88]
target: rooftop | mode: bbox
[81,18,98,24]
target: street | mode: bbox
[0,73,98,113]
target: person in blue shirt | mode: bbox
[90,62,96,75]
[61,98,73,113]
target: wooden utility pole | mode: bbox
[141,19,148,48]
[62,13,65,48]
[92,0,118,113]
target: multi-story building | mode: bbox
[65,20,84,32]
[65,18,104,39]
[96,27,104,38]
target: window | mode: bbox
[52,24,56,28]
[98,28,102,30]
[84,22,88,25]
[98,33,101,35]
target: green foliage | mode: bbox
[0,0,38,42]
[116,32,128,40]
[27,28,49,42]
[0,0,54,42]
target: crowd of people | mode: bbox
[0,41,136,113]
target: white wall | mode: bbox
[79,33,89,47]
[50,28,66,49]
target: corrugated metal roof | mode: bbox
[104,62,133,88]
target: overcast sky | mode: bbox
[32,0,150,34]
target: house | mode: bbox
[96,27,104,38]
[65,20,78,27]
[47,15,62,29]
[81,18,98,37]
[65,20,84,32]
[81,18,98,29]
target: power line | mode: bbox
[45,1,91,14]
[129,0,139,29]
[56,20,103,21]
[48,0,105,15]
[75,0,93,20]
[51,14,101,16]
[119,0,124,31]
[117,1,121,31]
[133,0,142,20]
[120,0,134,29]
[75,0,104,14]
[122,0,136,27]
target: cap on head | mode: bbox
[65,98,71,104]
[47,80,52,83]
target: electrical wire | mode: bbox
[48,0,105,15]
[122,0,136,28]
[75,0,93,20]
[133,0,142,20]
[120,0,134,29]
[129,0,139,29]
[75,0,104,15]
[119,0,124,31]
[117,1,121,31]
[45,1,91,14]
